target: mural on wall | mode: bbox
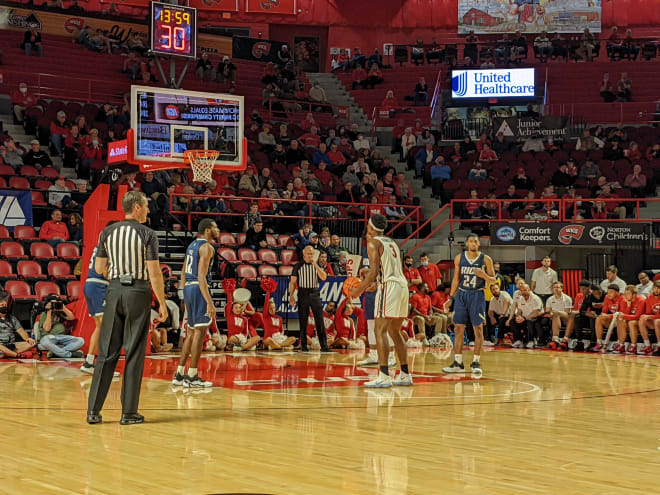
[458,0,601,34]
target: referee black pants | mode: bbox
[88,280,152,416]
[298,289,327,350]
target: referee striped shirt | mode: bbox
[293,261,320,289]
[96,219,159,281]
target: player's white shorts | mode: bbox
[270,332,287,345]
[233,334,248,345]
[375,281,409,318]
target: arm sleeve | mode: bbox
[145,230,159,261]
[96,228,109,258]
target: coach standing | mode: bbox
[87,191,168,425]
[289,245,331,353]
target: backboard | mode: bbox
[128,85,247,173]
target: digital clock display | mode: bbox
[150,1,197,58]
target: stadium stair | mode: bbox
[307,72,371,131]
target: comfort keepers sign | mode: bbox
[491,222,652,246]
[452,68,535,98]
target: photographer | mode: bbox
[36,296,83,359]
[0,291,36,359]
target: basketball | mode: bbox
[342,276,361,296]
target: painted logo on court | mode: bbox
[495,226,516,242]
[558,225,584,245]
[452,72,468,97]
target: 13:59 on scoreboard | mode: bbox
[149,1,197,58]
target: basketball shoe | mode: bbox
[442,360,465,373]
[392,372,413,386]
[184,375,213,388]
[364,372,393,388]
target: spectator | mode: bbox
[277,44,291,67]
[243,221,268,251]
[216,56,237,85]
[430,157,451,201]
[521,133,545,153]
[534,31,553,62]
[617,73,632,102]
[39,209,70,246]
[411,39,425,65]
[590,199,608,219]
[414,143,436,180]
[37,298,83,358]
[636,271,653,297]
[326,234,344,265]
[258,123,277,152]
[511,30,528,64]
[598,184,626,219]
[366,65,384,89]
[23,28,43,57]
[531,256,558,305]
[351,65,368,90]
[414,77,429,106]
[48,178,78,209]
[606,26,622,59]
[645,143,660,160]
[333,251,349,277]
[68,212,83,244]
[578,159,601,181]
[127,32,148,55]
[577,129,605,151]
[395,173,413,203]
[300,113,317,132]
[492,131,510,155]
[50,110,70,157]
[576,27,595,61]
[512,168,534,191]
[624,164,647,198]
[24,139,53,170]
[468,161,488,182]
[499,184,521,214]
[283,139,304,166]
[411,283,445,338]
[417,129,435,147]
[624,141,642,160]
[382,92,400,118]
[10,82,37,125]
[243,202,262,232]
[1,139,24,170]
[495,33,512,64]
[300,127,322,149]
[507,283,544,349]
[384,194,407,223]
[368,48,383,69]
[551,164,575,189]
[400,128,417,163]
[417,253,442,293]
[0,291,36,359]
[95,102,118,127]
[603,140,625,161]
[623,29,640,61]
[353,132,370,152]
[238,167,260,194]
[317,251,334,276]
[486,283,512,345]
[600,265,627,293]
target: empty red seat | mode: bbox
[31,191,47,206]
[278,265,293,276]
[5,280,35,300]
[258,249,278,264]
[34,179,53,190]
[67,281,81,301]
[56,242,80,260]
[0,260,17,280]
[48,261,76,280]
[19,166,39,177]
[238,248,258,262]
[0,225,11,240]
[258,265,278,277]
[266,234,277,246]
[218,232,236,246]
[280,249,297,265]
[41,167,59,179]
[9,177,30,190]
[217,247,237,262]
[237,233,246,245]
[0,241,28,260]
[278,234,293,247]
[30,242,56,261]
[17,260,47,281]
[237,264,258,279]
[35,281,61,301]
[0,165,16,176]
[14,225,38,242]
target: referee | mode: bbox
[87,191,168,425]
[289,245,331,353]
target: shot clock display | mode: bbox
[149,1,197,58]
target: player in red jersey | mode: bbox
[592,284,626,352]
[613,285,647,354]
[638,280,660,356]
[559,280,591,350]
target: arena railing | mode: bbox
[168,192,423,236]
[266,99,347,121]
[398,197,659,256]
[542,102,660,125]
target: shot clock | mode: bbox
[149,1,197,58]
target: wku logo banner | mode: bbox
[232,36,287,62]
[245,0,296,14]
[0,190,33,229]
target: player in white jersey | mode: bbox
[352,214,411,388]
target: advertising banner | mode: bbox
[232,35,287,63]
[274,276,349,318]
[107,139,128,164]
[493,116,569,142]
[458,0,601,34]
[452,68,535,99]
[0,190,33,229]
[0,7,231,57]
[491,222,652,246]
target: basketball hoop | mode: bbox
[185,149,220,183]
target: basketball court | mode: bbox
[3,348,660,494]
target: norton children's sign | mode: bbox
[452,68,535,98]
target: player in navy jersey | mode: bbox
[81,221,120,376]
[443,234,495,375]
[172,219,219,388]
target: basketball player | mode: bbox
[351,214,411,387]
[172,219,219,388]
[81,221,120,377]
[443,234,496,375]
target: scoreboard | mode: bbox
[149,1,197,58]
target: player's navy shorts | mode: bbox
[184,283,212,328]
[453,289,486,326]
[83,279,107,317]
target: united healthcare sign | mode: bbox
[452,68,535,99]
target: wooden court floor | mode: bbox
[2,347,660,495]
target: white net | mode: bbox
[185,150,220,183]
